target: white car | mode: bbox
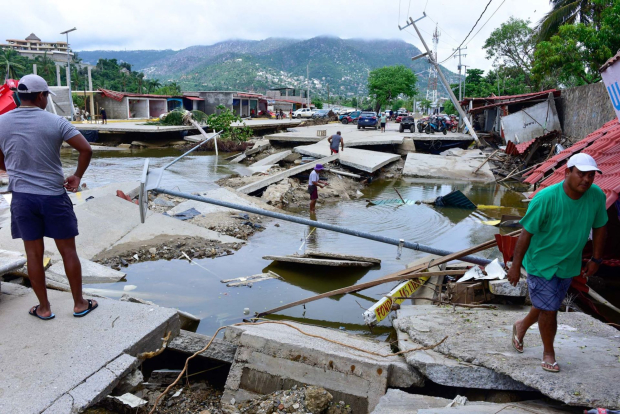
[293,108,314,118]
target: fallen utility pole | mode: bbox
[150,188,492,266]
[402,15,480,146]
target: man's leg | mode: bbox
[310,199,316,212]
[24,239,52,317]
[514,306,541,351]
[538,309,559,370]
[54,237,96,313]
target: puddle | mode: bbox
[59,148,530,338]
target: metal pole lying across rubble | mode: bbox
[148,188,493,267]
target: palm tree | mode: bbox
[147,79,161,93]
[1,49,25,81]
[536,0,611,41]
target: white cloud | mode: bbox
[1,0,549,73]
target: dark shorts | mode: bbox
[381,122,386,127]
[10,191,79,241]
[528,273,573,311]
[308,185,318,200]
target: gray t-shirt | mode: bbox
[0,107,80,195]
[329,134,342,150]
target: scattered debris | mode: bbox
[221,271,282,287]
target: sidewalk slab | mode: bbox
[403,152,494,182]
[394,305,620,409]
[251,150,292,167]
[295,143,400,173]
[47,257,126,284]
[222,321,423,413]
[0,249,26,274]
[0,288,179,414]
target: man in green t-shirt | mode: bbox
[507,153,607,373]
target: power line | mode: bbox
[465,0,507,46]
[423,0,429,12]
[407,0,412,18]
[438,0,494,64]
[425,14,460,44]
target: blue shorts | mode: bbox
[528,273,573,311]
[10,191,79,241]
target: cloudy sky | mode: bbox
[3,0,549,73]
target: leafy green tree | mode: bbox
[368,65,417,113]
[311,98,323,109]
[536,0,613,41]
[154,81,182,95]
[2,50,25,80]
[207,105,253,141]
[532,0,620,86]
[483,17,535,89]
[443,100,458,115]
[419,98,432,113]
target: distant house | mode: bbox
[183,91,267,117]
[95,89,173,119]
[266,88,309,107]
[0,33,73,63]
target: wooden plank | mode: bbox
[305,251,381,264]
[237,155,338,194]
[263,255,374,267]
[256,269,466,317]
[257,230,521,317]
[473,150,499,174]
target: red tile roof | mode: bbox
[461,89,560,107]
[98,88,174,101]
[504,131,560,156]
[525,119,620,208]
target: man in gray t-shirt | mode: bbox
[0,74,97,320]
[328,131,344,154]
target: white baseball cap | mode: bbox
[567,153,602,174]
[17,74,56,96]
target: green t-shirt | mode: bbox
[520,182,608,280]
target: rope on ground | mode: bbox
[138,331,171,360]
[147,320,448,414]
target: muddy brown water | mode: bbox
[2,148,530,339]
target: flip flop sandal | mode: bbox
[73,299,98,318]
[512,324,523,353]
[541,361,560,373]
[29,305,55,320]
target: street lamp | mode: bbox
[61,27,77,120]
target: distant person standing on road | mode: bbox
[380,112,387,132]
[100,107,107,124]
[0,74,96,320]
[289,109,293,119]
[508,153,607,373]
[308,163,328,213]
[280,109,284,119]
[328,131,344,154]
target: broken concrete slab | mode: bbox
[251,150,292,167]
[70,181,139,205]
[266,124,404,147]
[394,305,620,408]
[488,279,528,297]
[167,187,272,217]
[245,139,271,155]
[0,288,179,414]
[0,249,26,275]
[403,152,495,182]
[168,330,237,364]
[237,155,338,194]
[230,153,247,163]
[416,400,572,414]
[223,321,422,413]
[295,143,400,173]
[371,389,453,414]
[394,329,531,391]
[305,251,381,264]
[263,255,375,267]
[47,257,126,284]
[119,294,200,331]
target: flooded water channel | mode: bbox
[8,148,529,338]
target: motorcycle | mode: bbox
[424,115,448,135]
[417,116,430,133]
[445,116,458,133]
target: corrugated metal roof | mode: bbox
[526,119,620,208]
[461,89,560,107]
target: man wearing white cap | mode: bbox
[0,74,97,320]
[507,153,607,373]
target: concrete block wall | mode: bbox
[94,95,128,119]
[557,82,617,143]
[47,86,71,117]
[201,92,234,115]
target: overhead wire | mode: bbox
[438,0,494,64]
[464,0,507,46]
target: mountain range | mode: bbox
[77,37,458,97]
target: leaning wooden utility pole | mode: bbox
[400,14,480,146]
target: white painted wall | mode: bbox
[502,96,561,144]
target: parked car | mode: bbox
[357,112,378,129]
[312,109,330,119]
[293,108,314,118]
[399,116,415,133]
[340,110,361,124]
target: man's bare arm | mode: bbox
[583,225,607,278]
[64,134,92,192]
[507,229,533,286]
